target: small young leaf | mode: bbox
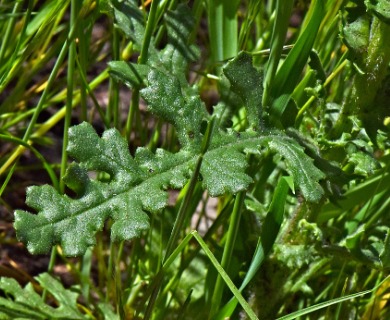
[223,52,262,131]
[342,14,370,58]
[163,4,200,71]
[110,0,145,48]
[265,135,325,202]
[0,273,85,319]
[274,244,318,269]
[109,61,149,89]
[365,0,390,23]
[141,69,208,149]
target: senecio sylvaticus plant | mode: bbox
[1,0,390,319]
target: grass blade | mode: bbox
[210,191,246,318]
[269,0,325,123]
[216,176,291,319]
[192,231,259,320]
[277,276,390,320]
[262,0,294,107]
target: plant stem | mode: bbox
[60,0,77,193]
[125,89,139,141]
[127,0,160,140]
[22,5,80,143]
[0,0,23,65]
[46,0,78,296]
[209,190,245,318]
[262,0,293,108]
[108,24,120,128]
[144,117,215,319]
[207,0,239,63]
[138,0,160,65]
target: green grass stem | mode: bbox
[277,276,390,320]
[268,0,324,125]
[0,134,59,191]
[138,0,160,65]
[262,0,293,108]
[207,0,239,63]
[215,176,290,319]
[144,117,216,319]
[0,0,23,65]
[0,0,33,88]
[108,25,120,128]
[21,13,79,143]
[59,0,78,194]
[209,191,245,318]
[192,231,259,320]
[0,68,109,178]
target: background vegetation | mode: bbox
[0,0,390,319]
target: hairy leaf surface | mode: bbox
[141,69,208,149]
[109,0,145,48]
[365,0,390,23]
[0,273,85,319]
[15,4,326,256]
[15,122,325,255]
[162,3,200,74]
[14,123,194,256]
[223,52,262,131]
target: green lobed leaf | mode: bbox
[110,0,145,48]
[266,135,325,202]
[108,61,149,89]
[16,30,326,256]
[162,4,200,73]
[15,122,325,256]
[110,62,209,150]
[0,273,85,319]
[14,122,191,256]
[342,14,370,59]
[140,68,208,150]
[365,0,390,23]
[202,130,325,201]
[109,3,198,87]
[109,3,205,149]
[201,144,253,196]
[223,52,262,131]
